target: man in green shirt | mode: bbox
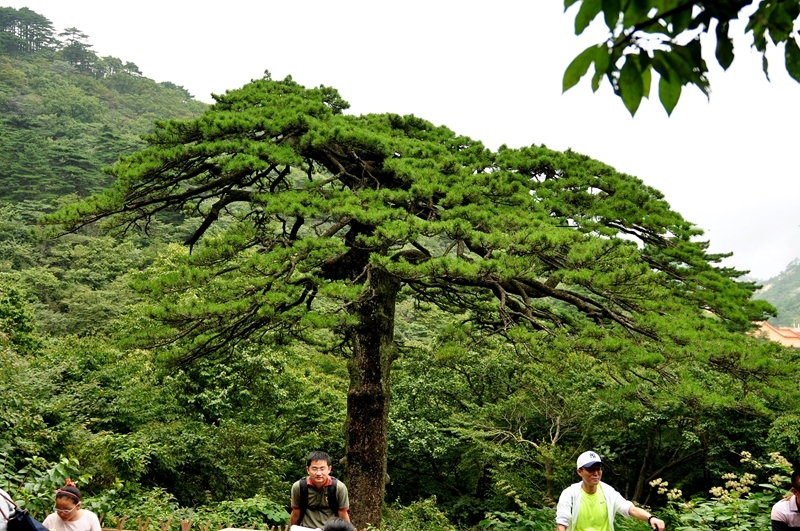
[290,451,351,529]
[556,451,666,531]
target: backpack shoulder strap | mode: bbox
[327,478,339,515]
[0,491,18,521]
[298,478,309,525]
[0,491,17,510]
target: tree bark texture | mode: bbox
[345,266,400,528]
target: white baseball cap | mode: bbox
[576,451,602,469]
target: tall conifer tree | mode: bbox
[52,74,773,527]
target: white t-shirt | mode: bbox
[0,489,14,531]
[42,510,101,531]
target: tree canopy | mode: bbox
[562,0,800,115]
[0,6,56,55]
[51,73,778,527]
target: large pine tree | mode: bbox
[52,73,773,527]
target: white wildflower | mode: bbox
[770,474,788,486]
[769,452,793,469]
[709,486,727,497]
[740,450,752,463]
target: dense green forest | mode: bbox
[2,6,800,531]
[0,6,205,201]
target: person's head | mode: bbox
[323,518,354,531]
[306,451,333,487]
[576,451,603,487]
[54,480,82,521]
[306,451,332,468]
[790,470,800,496]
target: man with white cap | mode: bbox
[556,451,666,531]
[771,469,800,531]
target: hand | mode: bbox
[649,517,666,531]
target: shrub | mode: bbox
[655,451,793,531]
[383,497,458,531]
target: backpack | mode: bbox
[0,491,49,531]
[297,477,339,525]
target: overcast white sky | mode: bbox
[7,0,800,280]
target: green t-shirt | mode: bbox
[575,484,609,531]
[290,477,350,529]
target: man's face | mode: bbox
[307,459,332,486]
[577,464,603,486]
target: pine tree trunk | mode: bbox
[345,267,399,528]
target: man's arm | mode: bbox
[290,508,301,526]
[628,506,665,531]
[336,481,351,523]
[555,486,573,531]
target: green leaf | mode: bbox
[768,2,794,43]
[575,0,603,34]
[650,52,672,81]
[603,0,621,29]
[668,7,692,35]
[668,42,710,96]
[785,37,800,82]
[563,45,598,92]
[715,20,735,70]
[656,0,680,12]
[763,53,771,81]
[658,74,681,115]
[752,25,768,52]
[619,55,644,115]
[622,0,650,27]
[641,63,652,98]
[591,45,612,91]
[565,0,581,9]
[685,38,705,68]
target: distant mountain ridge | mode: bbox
[0,5,207,202]
[753,258,800,326]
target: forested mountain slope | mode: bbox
[754,258,800,327]
[0,6,206,201]
[0,5,207,336]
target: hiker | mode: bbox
[0,487,13,531]
[771,470,800,531]
[290,451,350,528]
[42,480,101,531]
[556,451,666,531]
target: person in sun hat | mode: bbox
[556,451,666,531]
